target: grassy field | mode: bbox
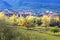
[11,26,60,40]
[0,25,60,40]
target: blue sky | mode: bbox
[0,0,60,11]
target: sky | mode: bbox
[0,0,60,11]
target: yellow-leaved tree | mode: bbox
[41,15,51,27]
[0,12,5,20]
[53,16,60,22]
[25,16,36,27]
[50,16,60,27]
[9,14,17,25]
[0,12,9,33]
[0,12,9,23]
[16,17,26,26]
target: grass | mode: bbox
[0,25,60,40]
[16,26,60,40]
[30,32,60,40]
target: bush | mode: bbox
[50,27,60,33]
[34,17,42,26]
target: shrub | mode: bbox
[50,27,60,33]
[34,17,42,26]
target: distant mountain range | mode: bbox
[0,0,60,12]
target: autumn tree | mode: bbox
[50,16,60,27]
[25,16,36,27]
[16,17,26,26]
[41,15,51,27]
[0,12,9,26]
[0,12,5,20]
[9,14,17,25]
